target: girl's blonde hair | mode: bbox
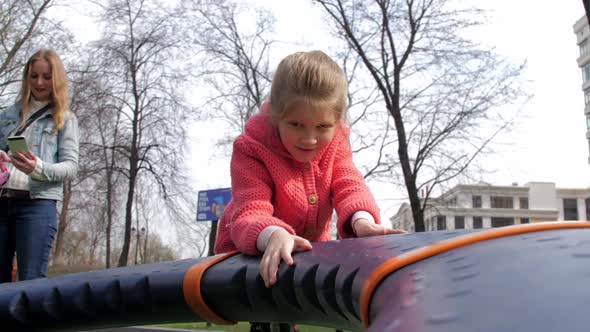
[19,49,69,131]
[269,50,348,124]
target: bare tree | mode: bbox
[52,200,107,268]
[91,0,193,266]
[314,0,527,231]
[52,57,93,264]
[335,46,400,180]
[63,54,128,268]
[0,0,73,102]
[0,0,51,99]
[168,0,277,255]
[186,0,274,142]
[94,102,124,268]
[141,232,178,263]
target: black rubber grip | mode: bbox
[0,259,202,331]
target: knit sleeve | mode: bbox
[227,138,296,255]
[331,134,381,239]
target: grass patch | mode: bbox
[159,322,248,331]
[159,322,349,332]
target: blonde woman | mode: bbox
[0,49,79,283]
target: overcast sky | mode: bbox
[57,0,590,222]
[472,0,589,189]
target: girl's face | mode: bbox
[29,59,53,101]
[277,101,339,163]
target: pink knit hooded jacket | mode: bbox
[214,103,381,255]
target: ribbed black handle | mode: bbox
[0,259,202,331]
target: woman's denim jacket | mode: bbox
[0,103,79,201]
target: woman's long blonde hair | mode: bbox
[18,49,69,131]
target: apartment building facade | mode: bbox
[390,182,590,232]
[574,15,590,162]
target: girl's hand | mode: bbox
[0,151,10,172]
[354,218,407,237]
[10,150,37,174]
[260,228,312,288]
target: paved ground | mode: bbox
[84,327,217,332]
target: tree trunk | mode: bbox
[208,220,218,256]
[142,220,149,263]
[118,56,141,267]
[389,85,425,232]
[118,167,137,267]
[103,111,120,269]
[52,180,72,264]
[103,163,114,268]
[105,178,113,268]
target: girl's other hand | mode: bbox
[354,218,407,237]
[0,151,10,172]
[260,228,312,288]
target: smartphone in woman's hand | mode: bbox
[7,136,28,153]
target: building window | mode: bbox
[491,217,514,227]
[563,198,578,220]
[581,38,590,57]
[520,217,529,224]
[473,216,483,229]
[436,216,446,230]
[472,195,482,208]
[519,197,528,209]
[455,216,465,229]
[446,197,457,207]
[585,89,590,105]
[586,198,590,221]
[491,196,513,209]
[583,63,590,83]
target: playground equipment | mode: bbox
[1,222,590,331]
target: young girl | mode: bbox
[0,49,79,282]
[214,50,404,291]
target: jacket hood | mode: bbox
[243,101,348,164]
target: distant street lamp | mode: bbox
[131,226,146,265]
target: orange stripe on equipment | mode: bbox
[182,251,240,325]
[360,221,590,328]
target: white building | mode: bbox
[390,182,590,232]
[574,15,590,162]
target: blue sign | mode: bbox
[197,188,232,222]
